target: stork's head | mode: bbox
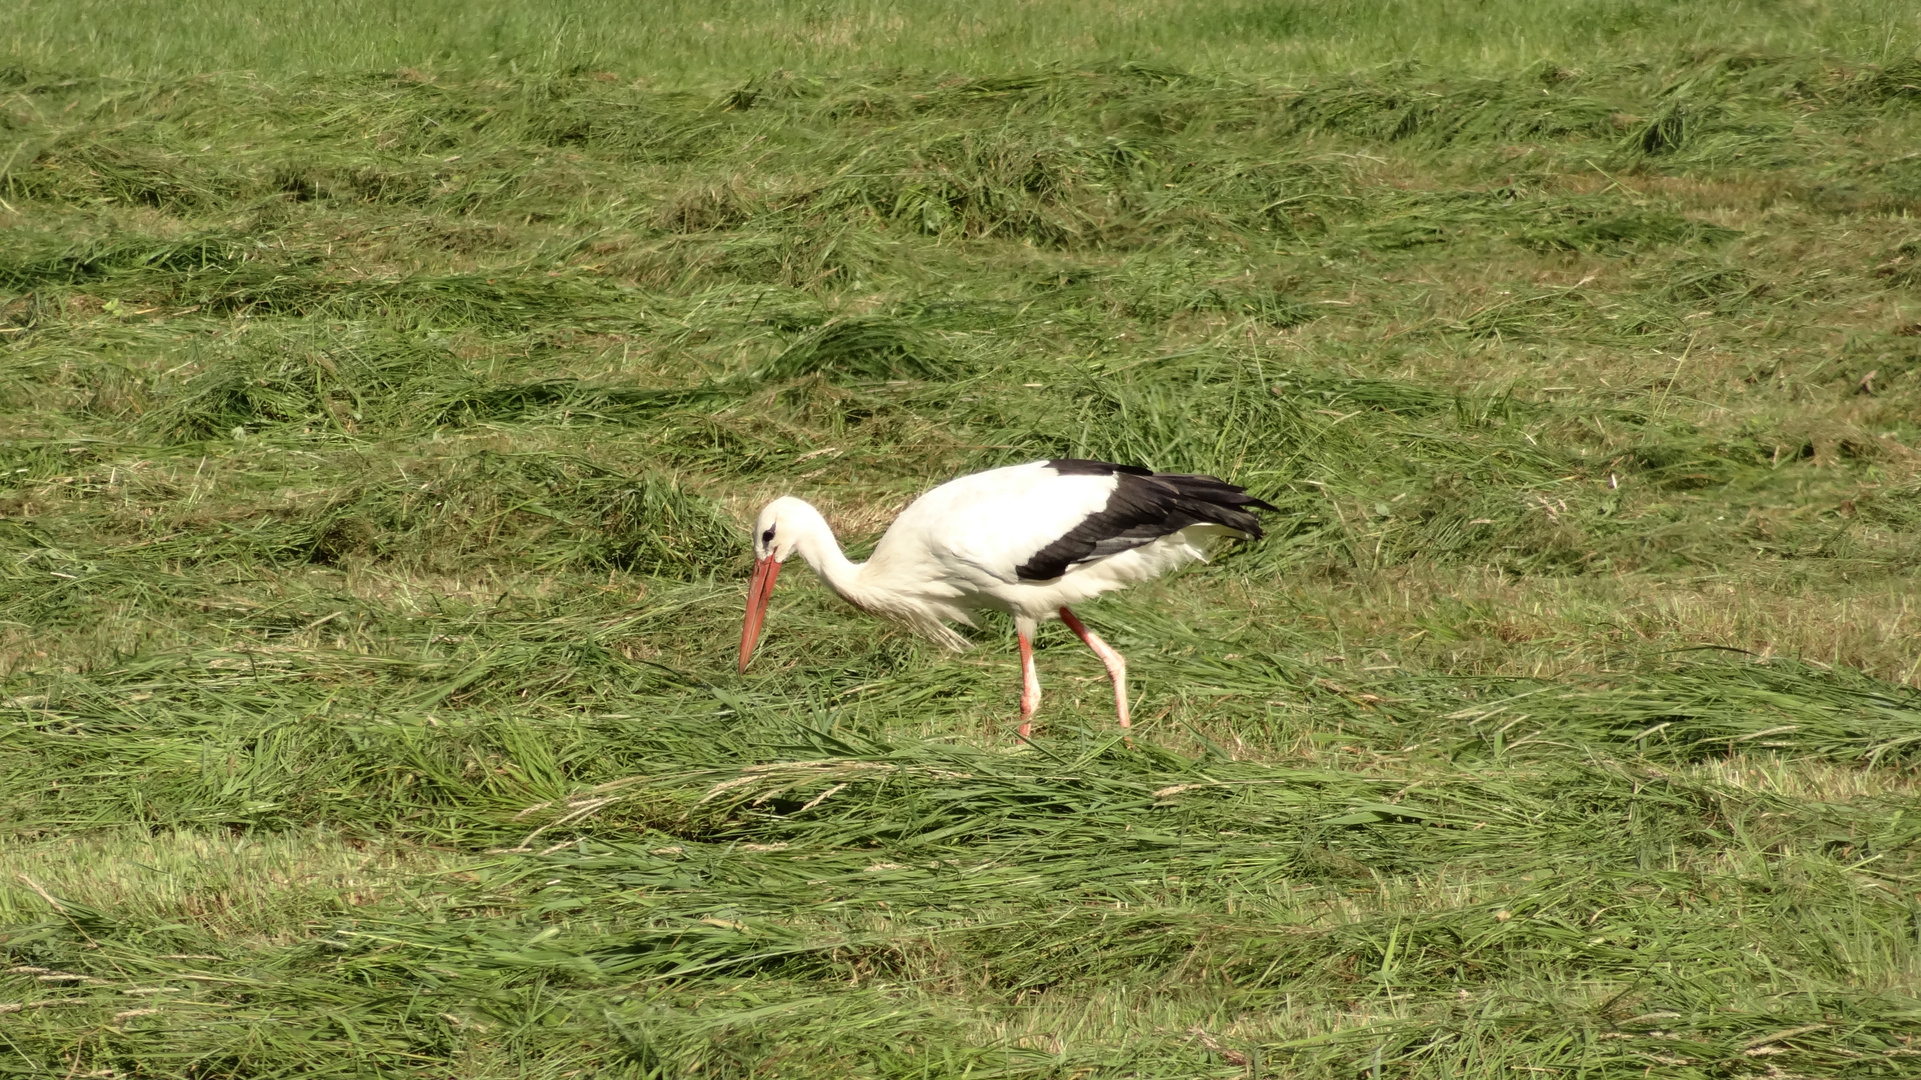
[738,497,811,673]
[751,496,811,564]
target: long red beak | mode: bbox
[738,555,781,672]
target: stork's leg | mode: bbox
[1059,607,1129,729]
[1015,615,1041,740]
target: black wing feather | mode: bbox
[1014,460,1279,581]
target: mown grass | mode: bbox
[5,3,1921,1076]
[3,0,1919,83]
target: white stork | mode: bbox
[737,459,1276,738]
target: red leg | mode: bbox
[1059,607,1129,729]
[1016,625,1041,739]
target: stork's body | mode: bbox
[739,459,1275,737]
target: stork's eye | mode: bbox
[761,527,776,544]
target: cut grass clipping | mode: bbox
[6,5,1921,1078]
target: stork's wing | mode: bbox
[1012,460,1276,580]
[871,459,1276,588]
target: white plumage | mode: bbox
[738,459,1275,738]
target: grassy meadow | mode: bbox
[5,1,1921,1075]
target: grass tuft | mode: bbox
[761,315,958,384]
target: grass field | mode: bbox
[5,2,1921,1076]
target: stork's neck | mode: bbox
[785,501,868,604]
